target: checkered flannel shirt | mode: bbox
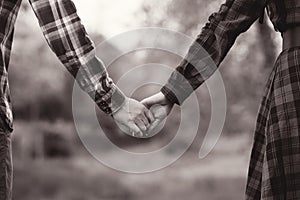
[0,0,126,133]
[161,0,269,104]
[29,0,126,114]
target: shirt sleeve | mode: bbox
[28,0,126,114]
[161,0,267,105]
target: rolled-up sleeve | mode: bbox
[28,0,126,114]
[161,0,267,105]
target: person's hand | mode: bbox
[112,97,154,137]
[141,92,174,135]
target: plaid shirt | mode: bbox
[160,0,300,199]
[267,0,300,32]
[161,0,300,104]
[0,0,126,132]
[161,0,268,104]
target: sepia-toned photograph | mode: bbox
[0,0,299,199]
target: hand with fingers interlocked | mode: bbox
[112,97,155,137]
[141,92,174,137]
[113,92,173,138]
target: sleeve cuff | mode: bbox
[83,56,126,115]
[160,86,180,105]
[109,85,126,114]
[160,81,194,106]
[95,84,126,115]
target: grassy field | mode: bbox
[13,159,246,200]
[12,128,252,200]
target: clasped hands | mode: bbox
[112,92,174,138]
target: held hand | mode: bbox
[112,97,154,137]
[141,92,174,134]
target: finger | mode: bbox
[144,108,155,123]
[141,98,155,109]
[148,118,162,131]
[139,112,151,127]
[142,92,165,107]
[134,118,147,132]
[128,122,143,137]
[135,111,150,127]
[139,115,150,128]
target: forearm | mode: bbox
[161,0,267,105]
[76,56,126,114]
[29,0,126,114]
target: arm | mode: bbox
[28,0,153,136]
[142,0,267,131]
[161,0,268,105]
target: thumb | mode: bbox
[141,94,161,108]
[141,98,154,109]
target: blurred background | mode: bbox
[10,0,282,199]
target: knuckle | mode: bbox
[136,113,142,119]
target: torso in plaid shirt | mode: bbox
[161,0,300,199]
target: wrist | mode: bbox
[158,91,174,106]
[160,86,180,105]
[111,96,128,117]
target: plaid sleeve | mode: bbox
[28,0,126,114]
[161,0,267,105]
